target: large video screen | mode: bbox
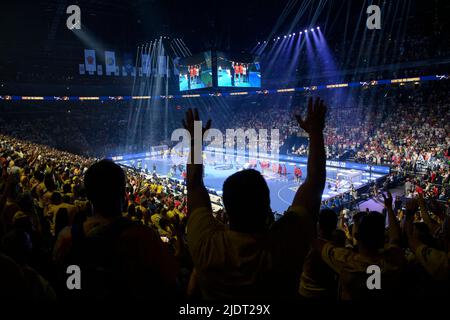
[217,52,261,88]
[178,51,213,91]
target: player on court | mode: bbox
[238,64,244,83]
[234,62,240,83]
[195,65,201,84]
[335,178,340,191]
[189,65,195,85]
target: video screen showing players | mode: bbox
[178,51,213,91]
[217,52,261,88]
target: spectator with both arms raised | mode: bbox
[184,97,327,299]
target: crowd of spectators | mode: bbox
[0,103,130,157]
[0,135,194,300]
[1,96,448,302]
[1,83,448,211]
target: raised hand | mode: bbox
[295,97,327,134]
[382,191,393,210]
[183,110,213,214]
[291,96,327,216]
[405,198,419,218]
[417,193,426,212]
[182,108,212,139]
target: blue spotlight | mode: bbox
[293,33,295,35]
[317,26,320,30]
[277,37,280,40]
[311,28,314,32]
[304,29,307,33]
[288,34,291,37]
[284,35,286,38]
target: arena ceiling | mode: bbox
[0,0,449,72]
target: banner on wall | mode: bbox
[105,51,116,75]
[84,49,96,72]
[123,53,134,76]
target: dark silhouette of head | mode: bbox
[17,192,34,213]
[128,203,136,218]
[222,169,271,233]
[2,229,32,265]
[318,209,338,239]
[44,173,56,192]
[356,211,385,252]
[84,160,126,217]
[51,192,62,205]
[34,171,44,183]
[63,183,72,194]
[332,229,347,247]
[413,222,437,248]
[55,208,69,238]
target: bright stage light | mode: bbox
[284,35,286,38]
[277,37,280,39]
[311,28,314,32]
[304,29,307,32]
[317,26,320,29]
[293,33,295,35]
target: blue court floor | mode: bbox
[120,156,384,213]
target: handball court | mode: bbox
[119,151,386,213]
